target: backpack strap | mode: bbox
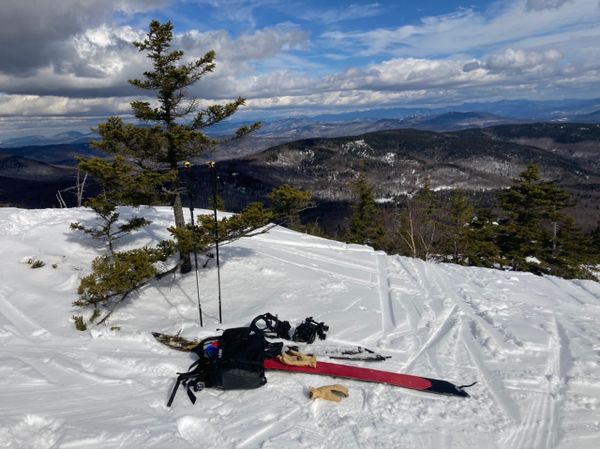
[166,368,206,407]
[166,348,209,407]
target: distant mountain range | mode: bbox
[0,142,103,207]
[0,156,79,208]
[209,111,525,160]
[1,110,520,161]
[299,98,600,122]
[3,96,600,151]
[229,123,600,199]
[1,118,598,230]
[187,123,600,232]
[211,107,600,160]
[0,131,97,149]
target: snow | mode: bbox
[1,206,600,449]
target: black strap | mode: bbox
[166,362,207,407]
[184,378,204,405]
[264,341,284,358]
[186,385,197,404]
[167,375,184,407]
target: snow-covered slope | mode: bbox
[0,207,599,449]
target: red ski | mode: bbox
[264,358,474,398]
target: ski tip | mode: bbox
[426,379,475,398]
[456,388,470,398]
[456,381,477,398]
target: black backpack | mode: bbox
[167,327,271,406]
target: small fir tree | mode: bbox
[92,20,259,273]
[497,164,552,271]
[267,184,311,228]
[497,163,590,277]
[463,208,502,268]
[70,156,177,325]
[168,202,275,255]
[547,216,597,279]
[445,189,475,262]
[69,21,307,328]
[345,173,385,249]
[70,156,174,253]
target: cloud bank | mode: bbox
[0,0,599,133]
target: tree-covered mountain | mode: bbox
[1,122,598,231]
[232,124,599,200]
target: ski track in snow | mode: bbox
[502,315,570,449]
[1,207,600,449]
[0,286,45,338]
[375,252,397,336]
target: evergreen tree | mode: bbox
[540,180,574,257]
[70,21,295,328]
[92,20,259,273]
[345,173,385,249]
[548,216,595,278]
[445,189,475,262]
[267,184,311,228]
[497,164,551,271]
[463,208,502,268]
[70,156,178,326]
[70,157,175,252]
[169,202,275,255]
[496,163,590,277]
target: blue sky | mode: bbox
[0,0,599,137]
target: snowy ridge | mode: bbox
[0,207,599,449]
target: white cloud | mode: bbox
[178,26,308,63]
[186,0,279,27]
[484,48,562,71]
[298,3,382,24]
[0,94,132,117]
[0,23,309,100]
[526,0,572,10]
[0,0,169,75]
[236,51,565,102]
[321,0,600,58]
[1,0,599,127]
[0,27,144,99]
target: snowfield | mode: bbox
[0,207,599,449]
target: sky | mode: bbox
[1,0,600,138]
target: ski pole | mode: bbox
[208,161,223,324]
[184,161,203,327]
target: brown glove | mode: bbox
[308,384,349,402]
[277,350,317,368]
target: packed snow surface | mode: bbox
[0,207,599,449]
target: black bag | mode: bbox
[167,327,268,406]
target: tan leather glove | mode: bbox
[308,384,349,402]
[277,350,317,368]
